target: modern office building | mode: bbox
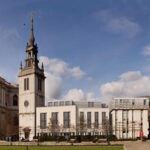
[110,97,149,139]
[36,100,109,136]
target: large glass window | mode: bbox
[87,112,91,128]
[52,112,58,125]
[102,112,106,125]
[88,102,94,107]
[40,113,47,129]
[80,112,84,118]
[63,112,70,128]
[24,78,29,91]
[95,112,99,128]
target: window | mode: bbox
[13,95,18,106]
[65,101,71,106]
[40,113,47,129]
[120,99,122,108]
[101,104,106,108]
[48,102,53,106]
[88,102,94,107]
[80,112,84,118]
[60,101,64,106]
[38,78,42,91]
[63,112,70,128]
[102,112,106,125]
[79,112,85,128]
[87,112,91,128]
[24,78,29,91]
[144,99,146,107]
[54,102,58,106]
[28,52,31,58]
[52,112,58,125]
[95,112,99,128]
[132,100,135,108]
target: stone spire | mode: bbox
[41,62,44,71]
[29,13,35,46]
[20,61,22,71]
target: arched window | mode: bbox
[13,95,18,106]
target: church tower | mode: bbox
[18,15,45,141]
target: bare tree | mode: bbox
[76,115,87,136]
[47,117,60,136]
[102,117,111,145]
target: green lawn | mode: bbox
[0,146,123,150]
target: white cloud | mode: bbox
[63,90,98,101]
[39,56,86,79]
[142,45,150,56]
[45,72,62,100]
[107,17,140,37]
[63,89,86,101]
[120,71,141,81]
[100,71,150,101]
[70,67,86,80]
[87,92,95,100]
[93,10,140,37]
[39,56,86,101]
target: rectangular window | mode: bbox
[27,78,29,90]
[24,78,29,91]
[38,78,42,91]
[102,112,106,125]
[95,112,99,128]
[65,101,71,106]
[52,112,58,125]
[40,113,47,129]
[88,102,94,107]
[144,99,146,107]
[54,102,58,106]
[63,112,70,128]
[60,101,64,106]
[80,112,84,118]
[48,102,53,106]
[87,112,91,128]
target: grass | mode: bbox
[0,146,123,150]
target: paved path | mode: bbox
[124,141,150,150]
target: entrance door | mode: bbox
[23,127,31,140]
[25,131,30,140]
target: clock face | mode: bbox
[24,100,29,107]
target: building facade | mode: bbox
[110,97,149,139]
[0,76,18,138]
[36,100,109,136]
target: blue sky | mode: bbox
[1,0,150,102]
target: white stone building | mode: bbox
[110,97,149,139]
[36,100,109,136]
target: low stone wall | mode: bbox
[0,141,125,146]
